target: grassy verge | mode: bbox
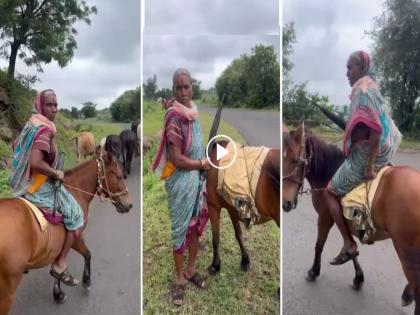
[143,101,280,314]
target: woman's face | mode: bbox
[346,58,364,87]
[173,74,193,107]
[43,93,58,122]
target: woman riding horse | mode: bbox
[9,89,84,286]
[324,51,401,265]
[152,68,210,306]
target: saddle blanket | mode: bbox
[17,197,48,231]
[341,166,390,243]
[217,142,269,228]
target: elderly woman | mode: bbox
[152,69,209,305]
[324,51,401,265]
[9,89,84,286]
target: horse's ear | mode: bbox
[95,145,102,155]
[293,125,304,145]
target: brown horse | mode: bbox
[0,145,132,315]
[282,125,420,314]
[207,141,279,274]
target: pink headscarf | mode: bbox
[29,89,57,134]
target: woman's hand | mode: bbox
[200,157,210,170]
[364,164,376,180]
[55,170,65,182]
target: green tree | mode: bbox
[191,78,202,100]
[0,1,97,79]
[155,88,172,99]
[80,102,96,118]
[70,106,79,119]
[282,23,297,97]
[370,0,420,132]
[110,88,140,122]
[143,75,157,100]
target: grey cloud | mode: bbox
[284,0,383,106]
[145,0,279,35]
[143,35,280,89]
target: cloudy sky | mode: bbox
[0,0,140,109]
[284,0,384,106]
[143,0,279,90]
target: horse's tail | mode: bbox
[264,151,280,192]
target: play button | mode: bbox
[206,135,237,169]
[216,143,229,161]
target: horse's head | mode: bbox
[282,123,308,212]
[95,145,132,213]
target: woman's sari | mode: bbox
[152,101,208,254]
[331,75,401,195]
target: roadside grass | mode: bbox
[143,101,280,314]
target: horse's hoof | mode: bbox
[401,298,413,307]
[351,279,364,291]
[208,264,220,275]
[53,291,67,304]
[240,260,250,272]
[305,269,318,282]
[82,279,91,290]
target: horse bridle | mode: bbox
[96,152,129,204]
[282,130,313,197]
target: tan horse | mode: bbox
[282,125,420,315]
[207,141,279,274]
[0,146,132,315]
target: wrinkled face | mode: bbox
[346,58,364,87]
[282,128,305,212]
[43,93,58,122]
[102,150,133,213]
[173,74,193,107]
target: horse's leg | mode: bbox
[53,279,67,303]
[226,207,250,271]
[350,256,364,291]
[72,234,91,289]
[208,204,222,275]
[401,283,414,307]
[0,272,23,314]
[306,212,333,281]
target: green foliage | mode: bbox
[70,106,80,119]
[155,88,172,100]
[215,44,280,108]
[0,169,10,198]
[0,0,97,78]
[370,0,420,132]
[282,23,297,97]
[191,77,202,99]
[80,101,97,118]
[110,87,140,122]
[143,75,157,100]
[0,69,35,129]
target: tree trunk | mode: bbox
[8,42,19,78]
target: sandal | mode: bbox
[185,272,206,289]
[330,247,359,265]
[50,267,80,286]
[170,283,186,306]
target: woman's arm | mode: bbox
[168,144,209,170]
[364,129,380,179]
[29,148,63,180]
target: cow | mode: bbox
[72,131,95,163]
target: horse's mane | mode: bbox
[286,129,345,184]
[306,132,345,184]
[64,158,94,177]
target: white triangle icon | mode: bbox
[216,143,229,161]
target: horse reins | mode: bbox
[64,153,128,204]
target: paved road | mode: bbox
[10,156,141,315]
[200,105,280,147]
[283,150,420,315]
